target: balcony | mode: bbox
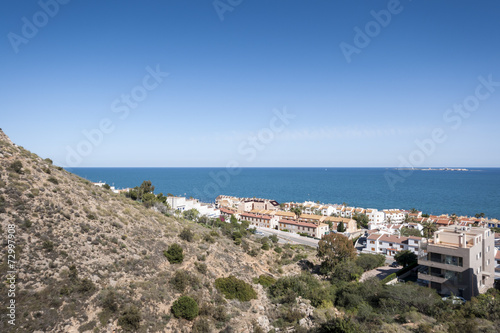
[418,271,446,284]
[419,258,465,272]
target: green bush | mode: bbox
[47,176,59,185]
[215,276,257,302]
[179,227,195,242]
[192,318,211,333]
[254,275,276,287]
[274,246,283,253]
[170,270,199,293]
[118,305,141,331]
[269,272,335,307]
[9,160,23,174]
[164,244,184,264]
[42,240,54,252]
[381,273,397,284]
[195,262,207,274]
[171,296,199,320]
[261,242,270,250]
[355,253,386,272]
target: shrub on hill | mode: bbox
[171,296,199,320]
[355,253,386,272]
[47,176,59,185]
[215,276,257,302]
[164,244,184,264]
[9,160,23,174]
[118,305,141,331]
[269,272,335,307]
[179,227,195,242]
[253,274,276,287]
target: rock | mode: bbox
[256,316,270,332]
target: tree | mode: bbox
[356,253,386,271]
[291,207,302,218]
[475,212,485,218]
[215,276,257,301]
[337,222,345,232]
[330,260,363,282]
[422,221,437,239]
[399,227,422,237]
[353,214,369,229]
[164,244,184,264]
[394,250,417,267]
[410,208,418,214]
[171,296,199,320]
[183,208,199,221]
[317,233,356,273]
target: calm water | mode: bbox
[66,168,500,219]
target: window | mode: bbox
[370,241,375,244]
[371,248,375,251]
[487,259,490,266]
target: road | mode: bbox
[255,227,320,248]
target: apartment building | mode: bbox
[278,219,329,239]
[365,233,423,256]
[418,226,495,300]
[366,209,385,225]
[322,216,358,234]
[239,212,279,229]
[166,196,220,218]
[383,209,406,223]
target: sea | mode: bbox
[66,167,500,219]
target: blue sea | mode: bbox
[66,168,500,219]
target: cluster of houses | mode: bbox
[95,182,500,300]
[216,195,361,238]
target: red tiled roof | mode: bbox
[279,219,318,229]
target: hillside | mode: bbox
[0,129,318,333]
[3,129,500,333]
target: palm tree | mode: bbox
[422,221,437,239]
[291,207,302,219]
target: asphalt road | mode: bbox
[255,227,320,248]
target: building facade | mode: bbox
[418,226,495,300]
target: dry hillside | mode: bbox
[0,129,320,333]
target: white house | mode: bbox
[383,209,406,224]
[365,233,423,256]
[366,209,385,225]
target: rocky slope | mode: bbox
[0,129,322,333]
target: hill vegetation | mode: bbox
[1,128,500,332]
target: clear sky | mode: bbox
[1,0,499,167]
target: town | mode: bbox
[95,179,500,301]
[121,186,500,302]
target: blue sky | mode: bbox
[1,0,499,167]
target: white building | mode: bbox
[383,209,406,224]
[366,209,385,225]
[166,196,220,218]
[365,233,423,256]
